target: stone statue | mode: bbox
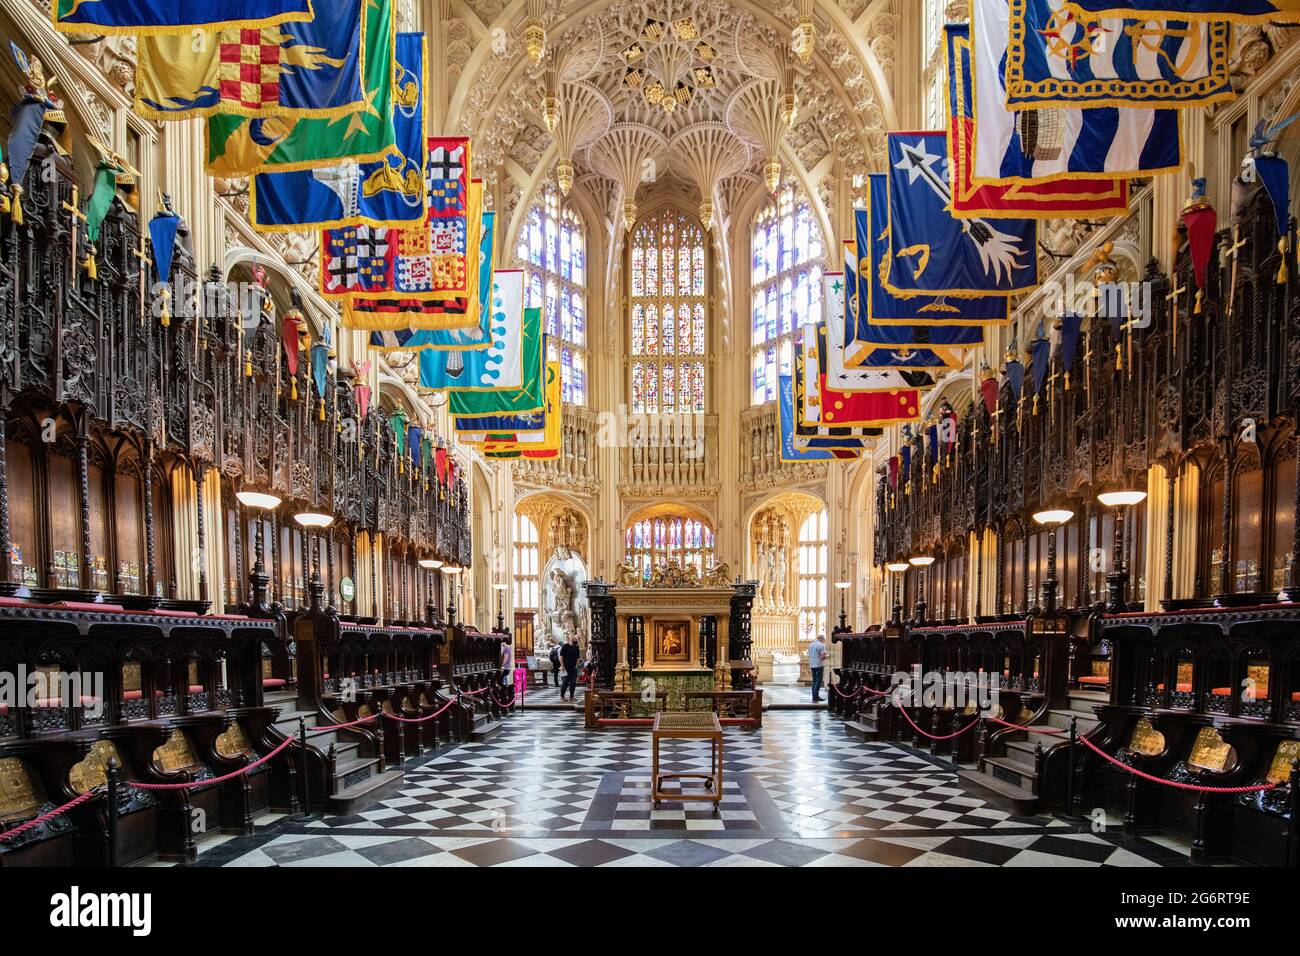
[774,546,788,606]
[542,548,588,652]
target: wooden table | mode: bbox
[651,711,723,810]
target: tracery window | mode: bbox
[516,185,587,405]
[749,183,823,405]
[624,511,715,581]
[797,509,829,641]
[629,209,707,414]
[512,513,540,611]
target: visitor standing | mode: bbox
[559,634,581,701]
[808,634,827,703]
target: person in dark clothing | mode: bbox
[559,635,581,701]
[549,643,561,687]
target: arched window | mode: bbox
[629,209,707,414]
[516,185,587,405]
[512,513,540,611]
[749,183,823,405]
[624,509,715,580]
[797,509,828,641]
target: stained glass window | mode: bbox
[515,185,587,405]
[629,209,707,414]
[750,182,824,405]
[624,512,716,581]
[512,513,540,611]
[797,509,829,642]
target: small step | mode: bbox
[1003,738,1043,770]
[844,719,878,742]
[326,768,405,815]
[264,689,299,706]
[470,717,502,743]
[958,766,1040,814]
[983,754,1040,791]
[1045,708,1101,734]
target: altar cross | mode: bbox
[1166,277,1187,354]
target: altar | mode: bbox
[583,562,755,714]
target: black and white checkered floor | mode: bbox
[184,711,1193,868]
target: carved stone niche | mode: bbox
[516,492,589,563]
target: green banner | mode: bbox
[448,312,545,418]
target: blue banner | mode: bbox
[250,32,426,233]
[54,0,314,34]
[885,132,1039,297]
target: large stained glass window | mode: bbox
[750,182,823,405]
[516,185,587,405]
[512,513,540,611]
[624,510,716,581]
[629,209,707,414]
[797,509,829,642]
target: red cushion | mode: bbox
[262,678,287,688]
[1078,676,1109,686]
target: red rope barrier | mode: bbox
[894,703,982,741]
[1075,735,1280,794]
[310,712,380,733]
[0,789,98,842]
[456,685,490,696]
[830,682,864,699]
[493,687,517,707]
[987,715,1067,736]
[127,735,298,792]
[382,695,460,724]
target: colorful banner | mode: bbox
[135,0,365,120]
[469,363,562,459]
[820,275,933,392]
[447,323,546,418]
[417,270,526,390]
[249,32,426,232]
[797,328,920,428]
[53,0,314,35]
[1004,0,1233,110]
[971,0,1182,184]
[204,0,395,176]
[366,213,497,350]
[1059,1,1300,22]
[947,24,1130,219]
[778,375,857,462]
[886,132,1039,298]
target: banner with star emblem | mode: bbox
[204,0,395,176]
[416,269,526,390]
[249,31,426,232]
[1004,0,1233,109]
[53,0,313,35]
[1059,1,1300,22]
[886,132,1040,297]
[947,23,1130,219]
[135,0,367,120]
[972,0,1182,184]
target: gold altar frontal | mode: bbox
[651,711,724,808]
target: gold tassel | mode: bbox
[1033,394,1039,416]
[1279,238,1290,284]
[932,463,939,484]
[83,246,97,281]
[318,397,325,421]
[1115,344,1122,371]
[159,288,170,328]
[1064,370,1070,392]
[10,184,22,225]
[290,379,298,401]
[1194,289,1202,314]
[245,354,253,377]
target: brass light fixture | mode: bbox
[555,159,575,196]
[764,156,781,193]
[623,200,638,233]
[541,92,561,134]
[523,18,546,64]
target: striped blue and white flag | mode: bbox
[973,0,1182,183]
[1004,0,1234,110]
[1063,1,1300,22]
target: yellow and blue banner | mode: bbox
[886,132,1039,298]
[54,0,313,35]
[205,0,395,176]
[1059,1,1300,22]
[1004,0,1233,110]
[135,0,366,120]
[249,31,426,232]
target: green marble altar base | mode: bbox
[631,668,715,714]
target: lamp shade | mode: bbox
[236,490,282,511]
[293,512,335,529]
[418,558,443,570]
[1098,490,1147,508]
[1033,508,1075,526]
[442,565,464,576]
[885,562,910,573]
[834,581,851,589]
[492,583,509,591]
[909,555,936,567]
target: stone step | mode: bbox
[844,718,879,742]
[470,716,503,743]
[982,754,1040,792]
[1003,738,1044,769]
[1045,708,1101,733]
[958,766,1040,815]
[326,768,405,816]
